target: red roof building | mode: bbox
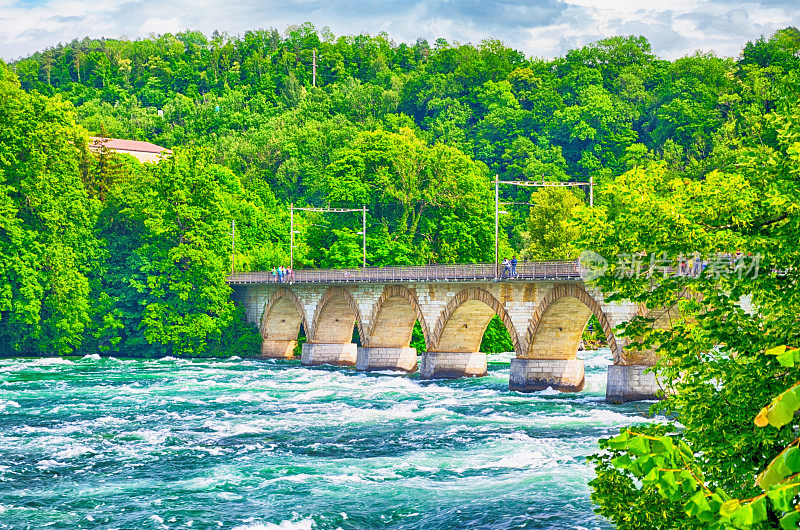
[89,137,172,163]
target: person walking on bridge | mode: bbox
[502,258,511,278]
[511,256,518,278]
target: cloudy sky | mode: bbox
[1,0,798,61]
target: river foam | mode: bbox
[0,348,649,529]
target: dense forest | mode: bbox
[3,24,797,358]
[4,21,800,528]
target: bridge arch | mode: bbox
[524,283,622,363]
[430,287,521,356]
[260,287,309,358]
[365,285,429,349]
[309,286,366,344]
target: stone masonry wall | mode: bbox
[606,365,661,402]
[232,280,642,364]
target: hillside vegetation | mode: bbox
[1,24,797,355]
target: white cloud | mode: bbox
[0,0,798,61]
[139,16,181,36]
[521,0,798,59]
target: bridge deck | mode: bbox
[227,260,582,285]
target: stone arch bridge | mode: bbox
[229,261,662,402]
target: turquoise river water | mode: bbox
[0,349,654,529]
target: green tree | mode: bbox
[522,187,583,260]
[319,127,495,266]
[0,62,98,355]
[582,78,800,526]
[98,148,259,356]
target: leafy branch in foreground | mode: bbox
[585,70,800,527]
[596,346,800,529]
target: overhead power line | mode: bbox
[290,204,368,269]
[494,175,594,278]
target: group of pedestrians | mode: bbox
[678,255,706,277]
[271,266,294,283]
[502,256,518,278]
[677,251,753,278]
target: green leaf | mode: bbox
[729,504,755,528]
[651,436,674,454]
[780,510,800,530]
[766,345,800,367]
[777,349,799,367]
[606,430,632,450]
[768,484,800,512]
[686,491,714,521]
[767,345,788,357]
[758,452,794,490]
[644,466,660,484]
[627,435,650,456]
[755,383,800,429]
[785,447,800,473]
[678,440,694,459]
[720,499,742,517]
[750,497,768,525]
[611,454,632,469]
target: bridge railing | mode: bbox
[226,260,583,285]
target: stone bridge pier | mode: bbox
[231,269,662,402]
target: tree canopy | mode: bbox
[3,25,800,375]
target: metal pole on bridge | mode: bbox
[231,219,235,275]
[290,203,294,272]
[494,174,499,280]
[362,205,367,268]
[291,205,365,271]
